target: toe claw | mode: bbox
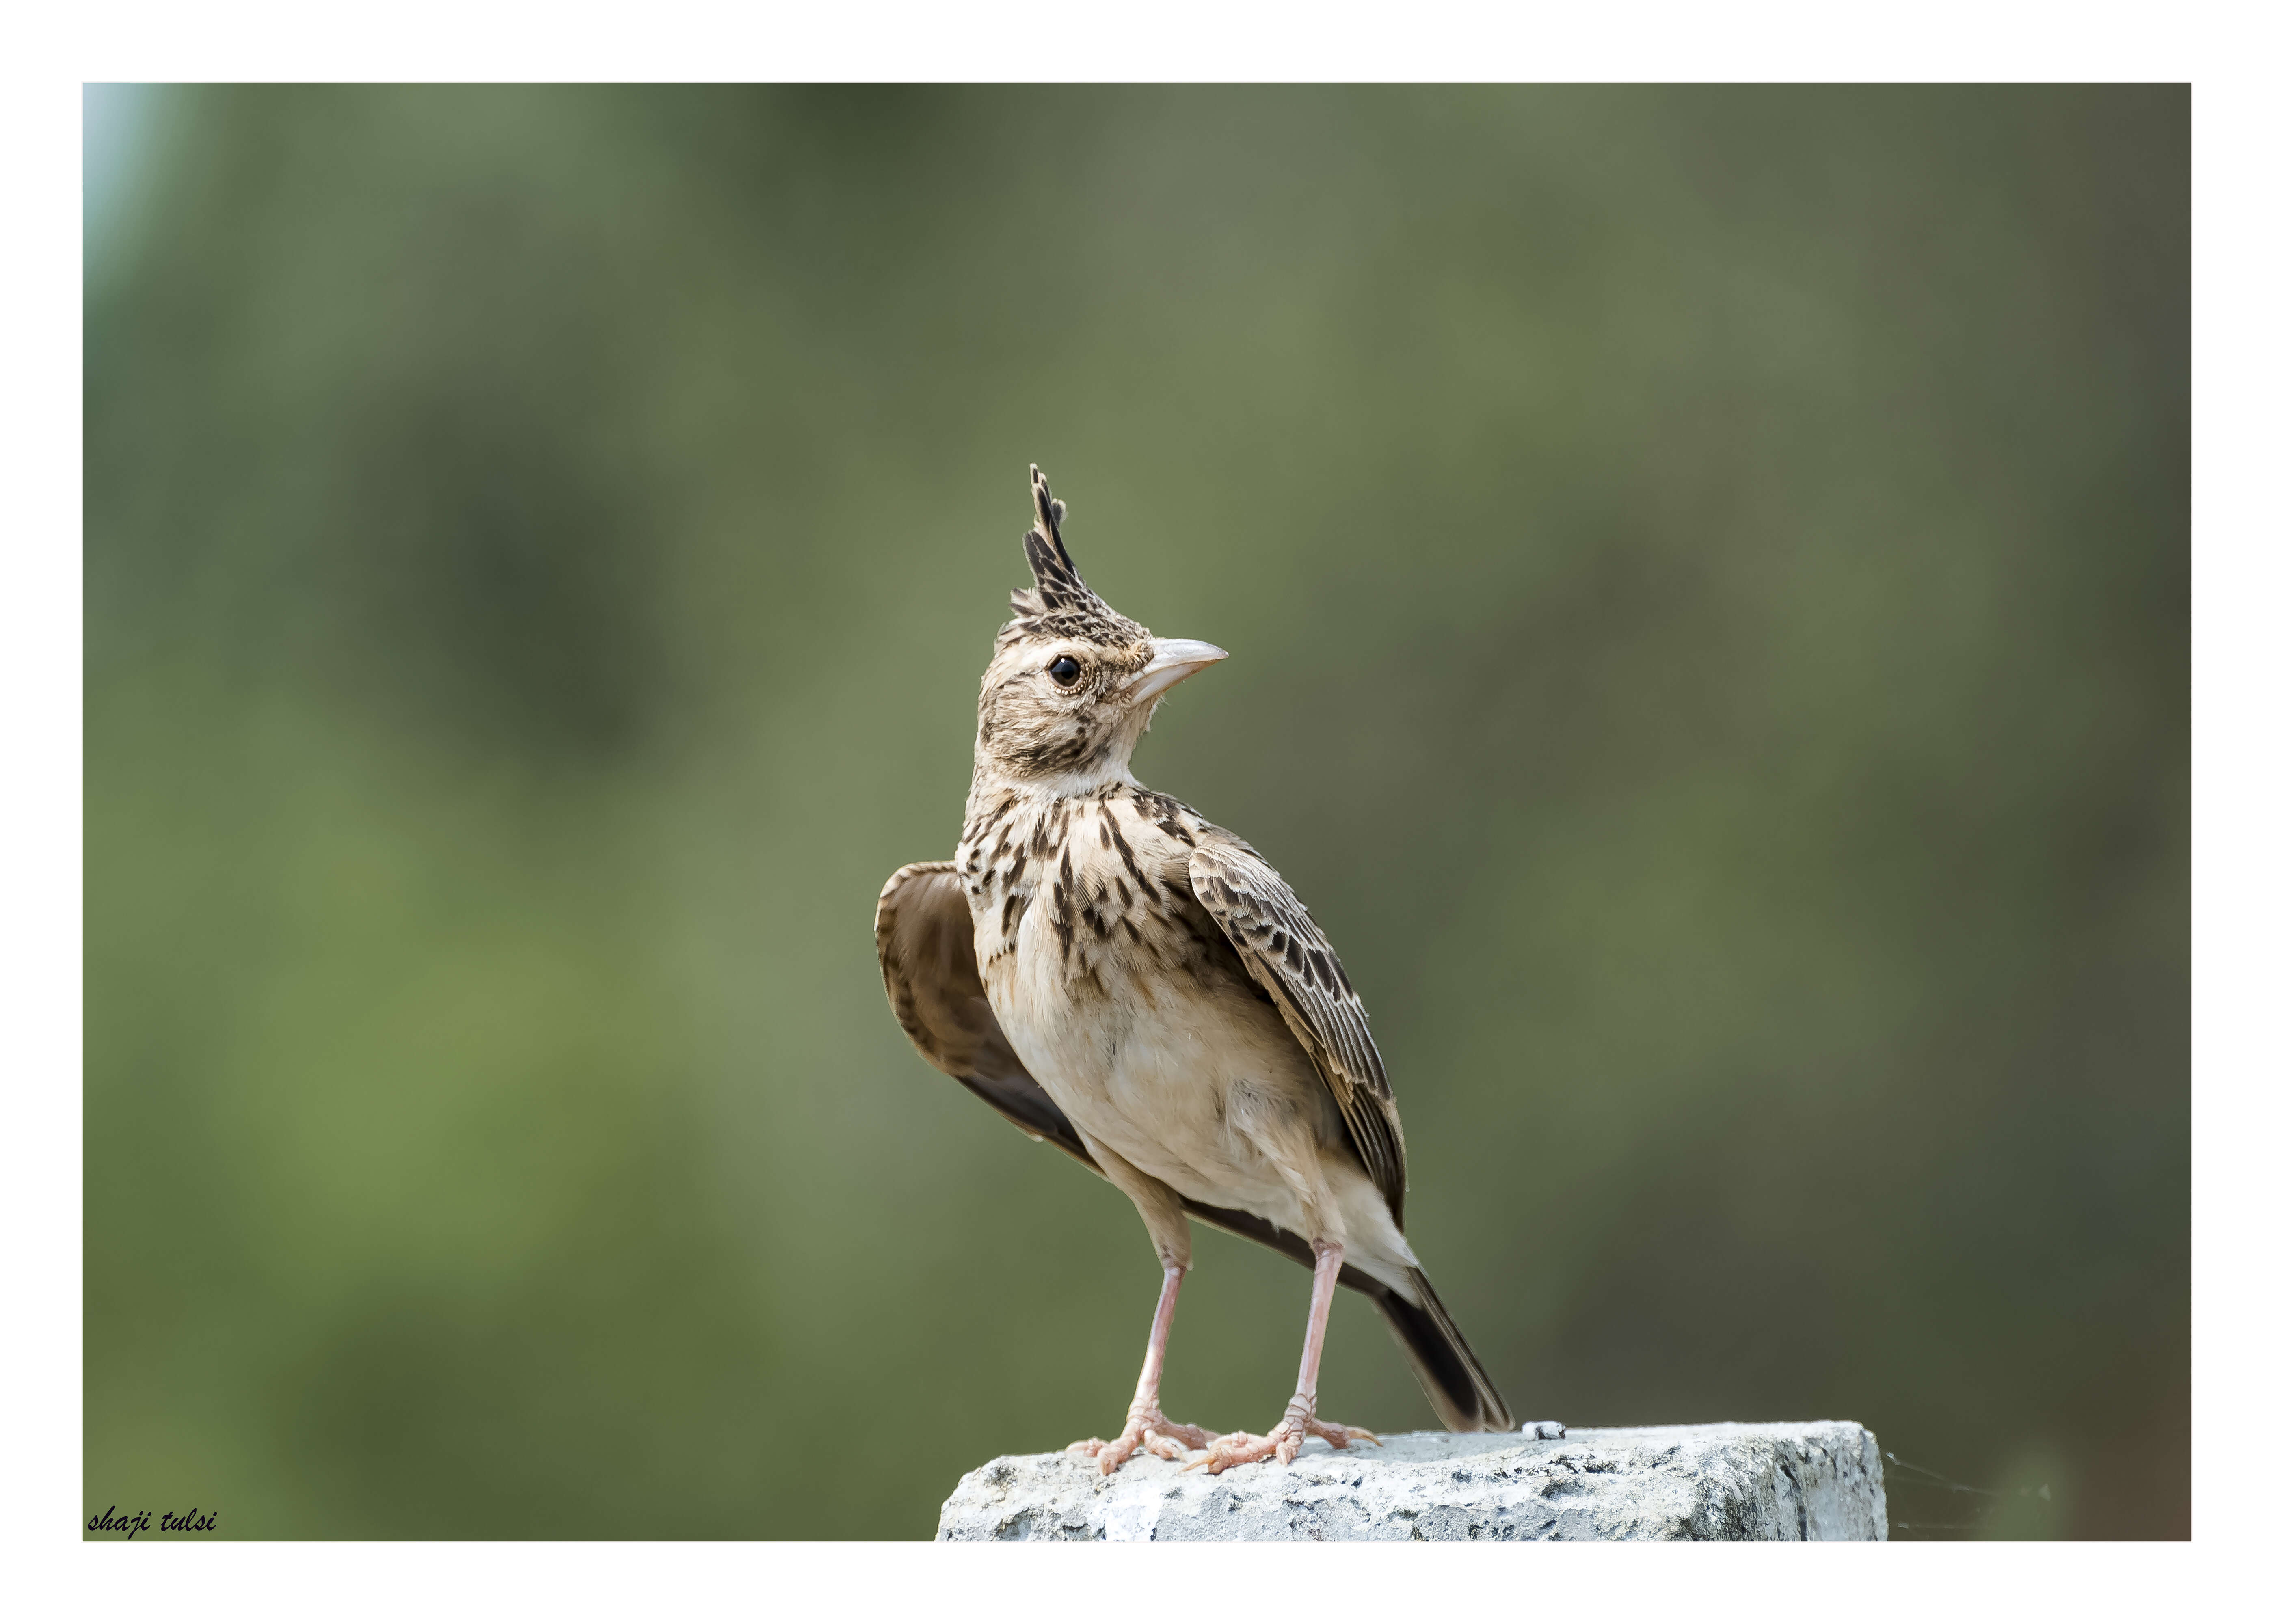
[1308,1419,1380,1450]
[1180,1429,1285,1474]
[1076,1408,1221,1475]
[1178,1411,1381,1466]
[1150,1420,1218,1449]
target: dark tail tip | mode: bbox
[1373,1269,1515,1434]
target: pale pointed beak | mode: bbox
[1130,638,1229,705]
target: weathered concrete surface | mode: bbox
[937,1422,1886,1541]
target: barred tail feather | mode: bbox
[1373,1268,1515,1434]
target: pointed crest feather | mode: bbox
[1021,464,1092,612]
[999,464,1146,649]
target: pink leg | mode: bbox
[1290,1242,1340,1416]
[1187,1242,1379,1473]
[1131,1261,1183,1413]
[1066,1264,1220,1474]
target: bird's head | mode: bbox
[973,465,1226,792]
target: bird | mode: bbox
[875,464,1513,1474]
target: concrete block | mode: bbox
[936,1421,1887,1541]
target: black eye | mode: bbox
[1048,656,1082,687]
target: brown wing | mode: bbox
[875,862,1098,1169]
[876,861,1419,1319]
[1188,836,1408,1227]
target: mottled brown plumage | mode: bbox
[877,466,1511,1473]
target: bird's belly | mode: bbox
[987,943,1317,1220]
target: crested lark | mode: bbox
[877,466,1513,1474]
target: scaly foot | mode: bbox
[1183,1396,1378,1473]
[1067,1404,1220,1475]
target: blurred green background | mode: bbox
[84,85,2187,1540]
